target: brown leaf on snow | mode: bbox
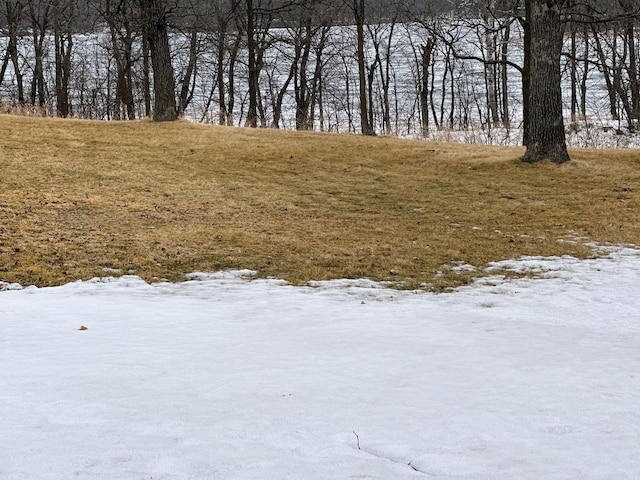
[79,326,88,331]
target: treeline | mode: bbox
[0,0,639,142]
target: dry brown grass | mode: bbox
[1,114,639,290]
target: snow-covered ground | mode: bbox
[1,248,639,479]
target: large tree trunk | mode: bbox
[141,0,177,121]
[354,0,374,135]
[522,0,570,164]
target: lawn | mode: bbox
[1,114,639,289]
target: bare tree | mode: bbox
[619,0,639,121]
[244,0,259,126]
[208,0,243,125]
[52,0,75,117]
[367,7,400,135]
[100,0,137,119]
[28,0,50,108]
[176,26,200,115]
[350,0,374,134]
[0,0,27,104]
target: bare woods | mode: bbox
[0,0,638,150]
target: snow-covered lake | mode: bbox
[1,247,639,479]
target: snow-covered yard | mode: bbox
[1,248,639,479]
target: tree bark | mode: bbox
[293,17,313,131]
[420,39,435,136]
[141,0,177,121]
[54,26,73,117]
[354,0,374,135]
[522,0,570,164]
[245,0,258,127]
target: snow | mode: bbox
[1,248,639,479]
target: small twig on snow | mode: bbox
[352,431,361,450]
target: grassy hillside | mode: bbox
[1,114,639,290]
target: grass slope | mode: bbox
[1,114,639,289]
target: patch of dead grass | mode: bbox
[1,114,639,290]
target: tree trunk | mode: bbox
[522,0,569,164]
[593,26,618,120]
[29,0,49,109]
[366,48,378,133]
[570,28,577,123]
[53,0,75,118]
[484,15,500,126]
[216,22,228,125]
[354,0,373,135]
[500,22,510,128]
[580,28,588,119]
[141,0,177,121]
[142,33,151,117]
[104,0,136,120]
[226,34,241,126]
[54,27,72,117]
[420,39,435,137]
[2,0,25,105]
[309,27,329,132]
[380,22,396,135]
[294,18,313,131]
[177,27,199,116]
[0,49,8,86]
[245,0,258,127]
[272,42,297,128]
[625,21,639,120]
[521,15,531,145]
